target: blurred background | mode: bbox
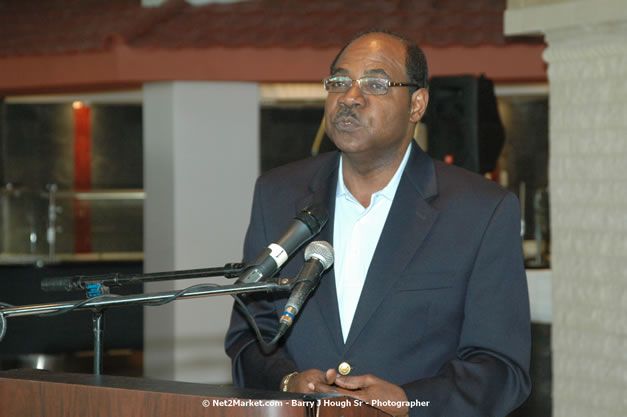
[2,1,626,416]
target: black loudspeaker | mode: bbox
[423,75,505,174]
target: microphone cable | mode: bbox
[39,294,122,317]
[143,282,220,307]
[232,294,286,353]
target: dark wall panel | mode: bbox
[91,104,143,188]
[260,106,336,173]
[4,104,73,188]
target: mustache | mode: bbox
[333,108,360,123]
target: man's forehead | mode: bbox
[350,32,405,48]
[333,34,406,75]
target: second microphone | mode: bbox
[279,240,334,331]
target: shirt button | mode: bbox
[338,361,351,375]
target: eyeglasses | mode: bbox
[323,75,421,96]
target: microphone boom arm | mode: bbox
[40,263,246,293]
[2,278,294,319]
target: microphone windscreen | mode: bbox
[304,241,334,270]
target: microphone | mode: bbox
[279,241,334,330]
[236,205,328,284]
[41,275,85,292]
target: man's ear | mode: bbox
[409,88,429,123]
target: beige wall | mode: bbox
[143,81,260,384]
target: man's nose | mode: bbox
[338,80,365,107]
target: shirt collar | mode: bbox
[336,142,413,201]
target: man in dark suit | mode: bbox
[225,30,531,417]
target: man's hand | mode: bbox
[311,369,410,417]
[284,368,337,393]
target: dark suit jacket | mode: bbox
[225,143,531,417]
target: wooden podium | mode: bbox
[0,369,390,417]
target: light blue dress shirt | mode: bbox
[333,144,412,342]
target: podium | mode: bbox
[0,369,390,417]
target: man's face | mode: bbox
[324,33,423,162]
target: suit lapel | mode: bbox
[343,144,440,351]
[295,153,345,353]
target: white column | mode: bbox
[143,81,259,383]
[506,2,627,416]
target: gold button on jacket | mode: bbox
[338,362,351,375]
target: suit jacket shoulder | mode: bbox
[257,151,339,196]
[432,158,511,206]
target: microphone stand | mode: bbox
[40,263,246,294]
[0,278,293,375]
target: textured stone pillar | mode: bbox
[506,1,627,416]
[547,26,627,417]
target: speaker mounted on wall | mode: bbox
[423,75,505,174]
